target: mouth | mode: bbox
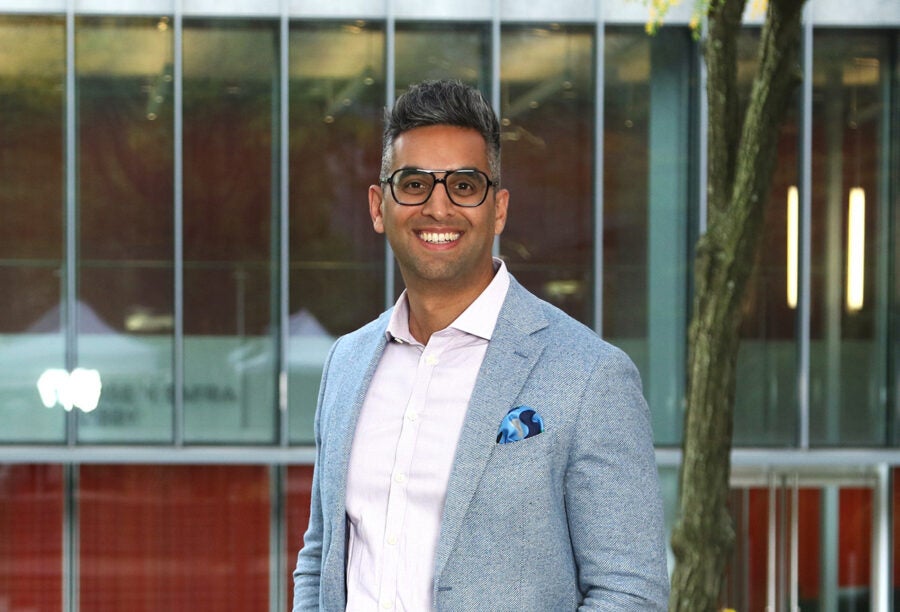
[416,230,461,245]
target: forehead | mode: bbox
[390,125,489,170]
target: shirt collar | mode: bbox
[386,258,510,344]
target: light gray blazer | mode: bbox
[293,277,669,611]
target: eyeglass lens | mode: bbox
[390,169,489,207]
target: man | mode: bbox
[293,80,669,611]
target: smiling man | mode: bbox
[293,80,669,611]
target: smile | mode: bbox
[417,231,460,244]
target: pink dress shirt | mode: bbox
[344,259,510,612]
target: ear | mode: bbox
[493,188,509,236]
[369,184,385,234]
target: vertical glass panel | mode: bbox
[0,16,66,442]
[0,464,64,609]
[733,31,799,446]
[500,25,594,323]
[76,17,174,443]
[603,28,692,444]
[723,487,775,610]
[810,32,890,446]
[723,480,874,610]
[837,488,872,608]
[183,20,278,443]
[285,465,314,603]
[79,465,269,610]
[288,21,385,444]
[395,23,489,91]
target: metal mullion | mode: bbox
[592,0,604,335]
[872,464,892,610]
[766,471,776,612]
[64,0,77,448]
[277,0,290,449]
[797,2,813,450]
[270,464,286,612]
[272,4,291,608]
[384,0,396,309]
[63,463,79,612]
[789,473,799,611]
[173,0,185,446]
[876,44,893,445]
[696,22,708,237]
[63,7,78,609]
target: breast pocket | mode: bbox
[485,430,559,500]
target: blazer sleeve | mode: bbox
[566,347,670,611]
[292,341,338,611]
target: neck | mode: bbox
[404,271,494,344]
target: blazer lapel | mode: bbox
[433,279,548,580]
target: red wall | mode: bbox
[0,464,63,610]
[79,465,270,611]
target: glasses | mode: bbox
[380,168,496,207]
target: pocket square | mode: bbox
[496,405,544,444]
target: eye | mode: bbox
[452,180,475,193]
[395,171,432,194]
[447,171,486,196]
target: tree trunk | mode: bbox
[668,0,806,609]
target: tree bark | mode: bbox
[669,0,806,609]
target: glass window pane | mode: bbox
[183,20,278,443]
[733,31,799,446]
[75,16,175,443]
[287,21,385,444]
[603,28,692,445]
[395,23,489,90]
[0,464,64,609]
[810,32,891,446]
[0,16,67,442]
[500,25,594,324]
[79,465,269,610]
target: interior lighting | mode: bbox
[846,187,866,312]
[36,368,102,412]
[786,185,798,309]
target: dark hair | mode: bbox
[381,80,501,184]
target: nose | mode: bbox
[420,178,455,219]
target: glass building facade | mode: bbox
[0,0,897,609]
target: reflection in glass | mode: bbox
[602,28,692,444]
[809,33,890,446]
[288,22,385,443]
[183,20,278,443]
[733,31,799,446]
[500,25,594,324]
[0,16,66,442]
[395,23,489,91]
[75,17,175,443]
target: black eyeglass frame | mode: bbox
[379,168,497,208]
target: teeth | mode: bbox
[419,231,460,244]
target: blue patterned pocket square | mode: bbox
[496,405,544,444]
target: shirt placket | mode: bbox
[377,338,444,611]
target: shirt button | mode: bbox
[406,411,419,422]
[394,472,407,484]
[386,534,398,545]
[425,354,438,366]
[381,599,393,610]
